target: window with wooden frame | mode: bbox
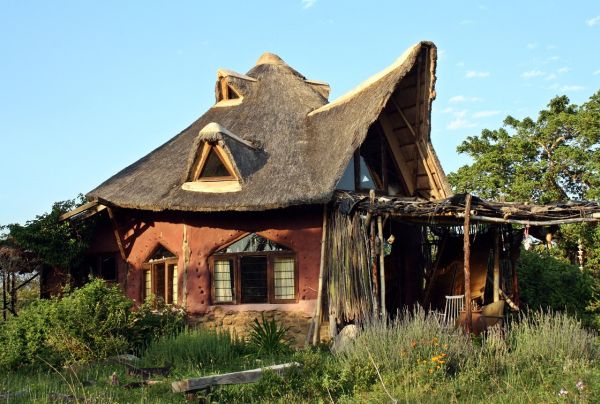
[217,79,241,102]
[182,141,242,193]
[210,233,297,305]
[142,245,179,304]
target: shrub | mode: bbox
[128,296,186,351]
[0,299,61,369]
[0,279,188,370]
[517,249,594,321]
[247,314,292,356]
[51,278,133,362]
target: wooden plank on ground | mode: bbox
[171,362,300,393]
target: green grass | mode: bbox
[2,311,599,403]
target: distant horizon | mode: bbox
[1,1,599,225]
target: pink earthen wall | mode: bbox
[91,206,323,315]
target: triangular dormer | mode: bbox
[182,122,265,193]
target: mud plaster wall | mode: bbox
[102,206,323,316]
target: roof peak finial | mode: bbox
[255,52,286,66]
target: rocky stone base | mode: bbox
[189,307,329,347]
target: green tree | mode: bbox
[1,196,95,270]
[448,91,600,326]
[449,91,600,203]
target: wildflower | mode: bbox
[576,381,585,391]
[558,388,568,397]
[411,340,417,348]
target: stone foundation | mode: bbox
[190,307,329,347]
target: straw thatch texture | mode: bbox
[87,42,448,212]
[325,209,376,322]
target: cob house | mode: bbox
[58,41,600,344]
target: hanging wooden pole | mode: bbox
[2,267,7,321]
[369,190,379,315]
[312,204,328,345]
[377,215,386,317]
[493,227,501,303]
[463,194,473,334]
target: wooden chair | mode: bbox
[438,295,465,327]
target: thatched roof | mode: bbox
[87,41,449,212]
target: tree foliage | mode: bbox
[449,91,600,203]
[1,196,95,269]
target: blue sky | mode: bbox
[1,1,599,225]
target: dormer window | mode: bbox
[217,79,241,102]
[194,144,236,180]
[182,141,242,193]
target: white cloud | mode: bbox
[466,70,490,78]
[557,67,570,74]
[456,61,465,67]
[544,73,558,81]
[447,118,476,130]
[527,42,538,50]
[473,110,501,118]
[586,15,600,26]
[438,49,446,60]
[446,110,476,130]
[449,95,482,103]
[301,0,316,9]
[561,85,585,92]
[442,107,454,114]
[594,69,600,75]
[521,70,545,79]
[546,44,557,50]
[546,56,560,62]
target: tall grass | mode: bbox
[335,308,600,402]
[140,326,247,376]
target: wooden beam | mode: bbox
[377,215,386,317]
[59,201,99,221]
[463,194,473,334]
[311,205,328,345]
[390,97,441,199]
[415,51,422,142]
[493,228,501,303]
[182,224,189,308]
[172,363,300,393]
[378,114,416,195]
[465,214,599,226]
[107,207,127,262]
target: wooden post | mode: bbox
[312,205,328,345]
[106,207,127,262]
[2,267,7,321]
[493,227,501,303]
[463,194,473,334]
[369,190,379,315]
[377,215,386,317]
[182,224,189,308]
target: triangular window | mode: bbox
[215,233,291,254]
[192,144,237,181]
[218,79,241,102]
[148,244,177,262]
[199,147,231,178]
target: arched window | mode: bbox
[142,245,178,304]
[210,233,297,304]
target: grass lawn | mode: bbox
[2,310,599,403]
